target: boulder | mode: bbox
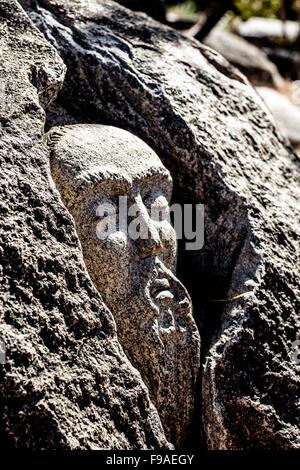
[238,17,300,47]
[204,29,283,88]
[257,86,300,146]
[0,0,170,450]
[25,0,300,449]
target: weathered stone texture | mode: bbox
[0,0,170,450]
[46,123,201,447]
[204,29,283,89]
[25,0,300,449]
[257,86,300,146]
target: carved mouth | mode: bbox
[150,278,174,303]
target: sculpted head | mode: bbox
[47,124,200,446]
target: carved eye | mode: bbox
[95,199,117,220]
[144,193,169,222]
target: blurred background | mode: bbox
[115,1,300,156]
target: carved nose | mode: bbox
[136,230,163,259]
[133,200,163,259]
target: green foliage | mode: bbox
[167,1,198,19]
[167,1,299,22]
[233,0,281,19]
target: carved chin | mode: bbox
[120,273,199,447]
[101,257,200,446]
[146,276,191,331]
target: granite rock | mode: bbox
[26,0,300,449]
[46,123,201,447]
[204,29,283,88]
[257,86,300,146]
[0,0,170,450]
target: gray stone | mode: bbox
[26,0,300,449]
[0,0,171,450]
[204,29,283,88]
[46,123,201,447]
[257,86,300,145]
[238,17,300,44]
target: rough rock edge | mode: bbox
[0,0,171,450]
[25,0,300,449]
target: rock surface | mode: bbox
[204,29,283,88]
[0,0,171,450]
[26,0,300,450]
[238,17,300,46]
[46,123,201,447]
[257,86,300,145]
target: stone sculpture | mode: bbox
[46,124,201,447]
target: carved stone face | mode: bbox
[47,124,200,446]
